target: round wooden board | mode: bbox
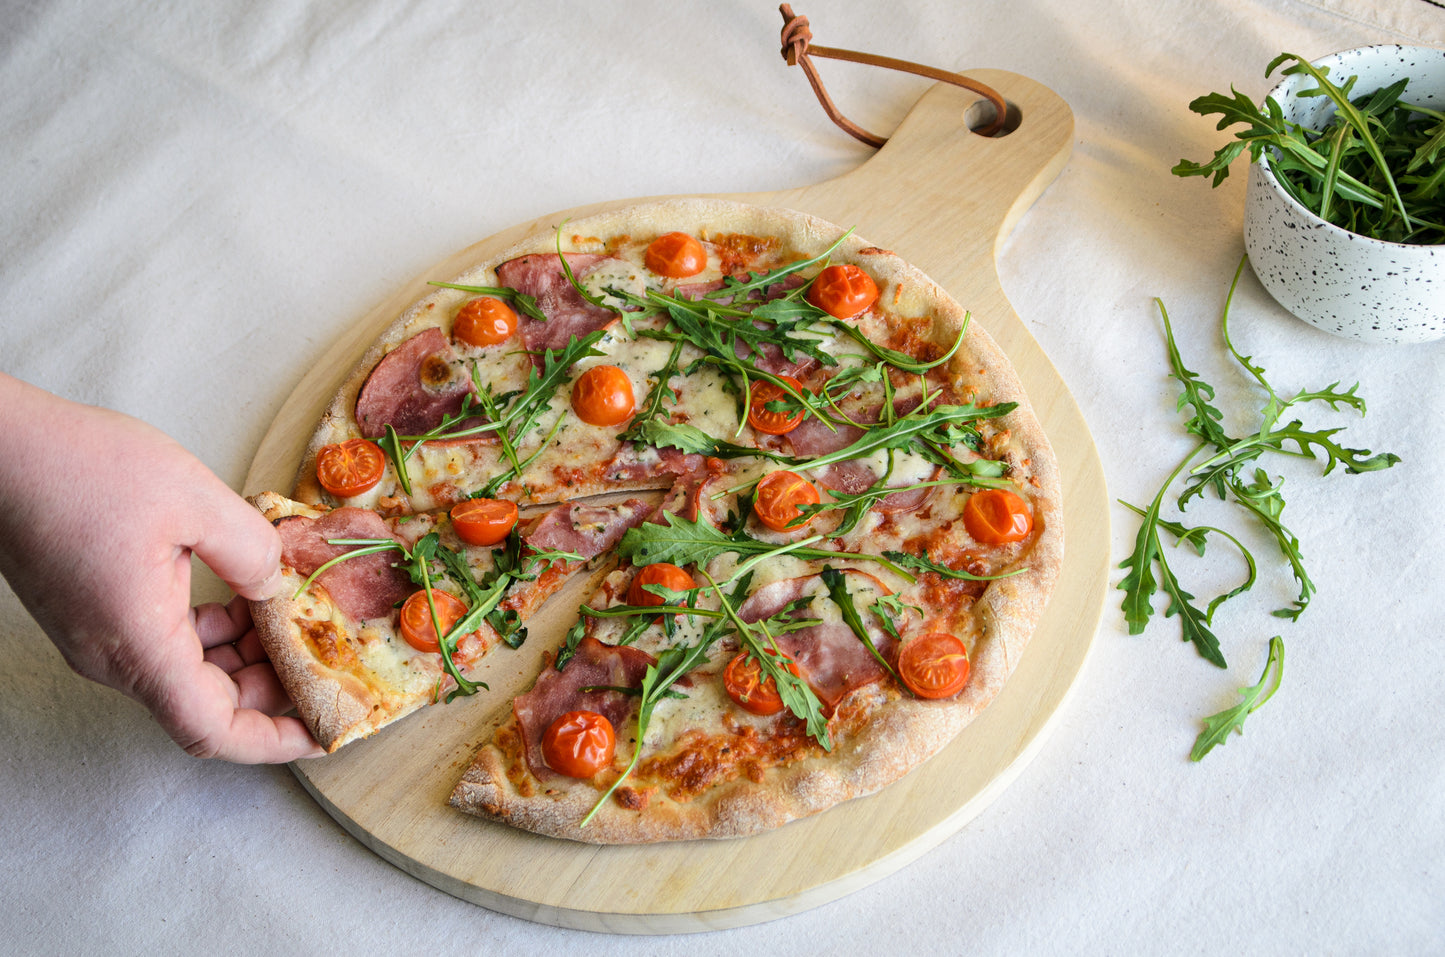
[245,70,1108,933]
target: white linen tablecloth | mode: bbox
[3,1,1442,952]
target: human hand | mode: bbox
[0,373,323,762]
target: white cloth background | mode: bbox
[3,1,1442,953]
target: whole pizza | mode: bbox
[249,198,1063,843]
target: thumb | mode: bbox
[189,478,283,601]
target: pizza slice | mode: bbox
[248,490,655,752]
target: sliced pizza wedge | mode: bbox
[248,491,654,752]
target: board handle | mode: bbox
[780,71,1073,277]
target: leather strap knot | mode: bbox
[778,4,1007,145]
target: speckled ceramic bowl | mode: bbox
[1243,45,1445,344]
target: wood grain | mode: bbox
[244,69,1106,933]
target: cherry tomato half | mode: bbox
[753,470,820,532]
[542,710,616,778]
[897,632,970,699]
[807,263,879,319]
[450,497,518,547]
[315,438,386,499]
[626,562,696,611]
[746,375,806,435]
[571,364,636,427]
[398,589,468,654]
[453,296,518,347]
[644,231,707,279]
[723,650,801,716]
[962,488,1033,544]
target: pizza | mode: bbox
[249,198,1063,842]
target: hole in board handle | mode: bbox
[966,99,1022,137]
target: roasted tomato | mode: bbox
[753,470,820,532]
[644,231,707,279]
[452,296,518,347]
[807,263,879,319]
[962,488,1033,544]
[626,562,696,611]
[746,375,806,435]
[571,364,636,427]
[398,589,468,654]
[898,631,970,699]
[723,650,801,716]
[315,438,386,498]
[450,497,518,547]
[542,710,616,778]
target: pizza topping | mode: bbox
[570,363,636,427]
[398,588,468,654]
[626,562,696,613]
[450,498,518,547]
[355,327,475,438]
[524,499,652,560]
[806,263,879,319]
[753,470,820,532]
[275,509,413,621]
[541,710,617,778]
[495,253,623,357]
[962,488,1033,544]
[897,631,970,699]
[315,438,387,499]
[735,574,893,713]
[644,232,708,279]
[723,650,799,715]
[514,636,654,780]
[452,296,518,347]
[746,375,807,435]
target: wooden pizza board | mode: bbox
[245,70,1107,933]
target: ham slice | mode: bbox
[275,509,412,621]
[354,327,474,438]
[523,499,653,560]
[495,253,622,359]
[736,574,895,714]
[514,636,656,780]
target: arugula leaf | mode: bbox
[619,418,798,463]
[881,547,1023,583]
[1191,636,1285,760]
[799,401,1016,475]
[427,281,548,323]
[820,566,899,682]
[618,510,916,581]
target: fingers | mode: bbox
[186,476,284,601]
[157,659,324,763]
[192,597,253,649]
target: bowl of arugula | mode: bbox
[1180,45,1445,344]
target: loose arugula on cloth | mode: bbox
[1118,258,1399,755]
[1175,53,1445,244]
[1191,636,1285,761]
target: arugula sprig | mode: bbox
[427,281,548,323]
[617,510,917,582]
[1119,258,1399,755]
[1190,636,1285,761]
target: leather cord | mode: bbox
[779,4,1009,145]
